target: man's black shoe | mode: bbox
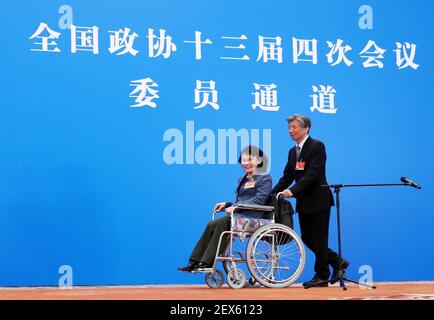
[177,261,198,272]
[303,277,329,289]
[330,259,350,284]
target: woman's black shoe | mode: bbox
[196,262,211,269]
[177,261,198,272]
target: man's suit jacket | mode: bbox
[271,137,334,214]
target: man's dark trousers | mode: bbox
[298,208,340,279]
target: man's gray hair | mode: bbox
[286,114,311,133]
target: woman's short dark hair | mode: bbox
[238,145,264,168]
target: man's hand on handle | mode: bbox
[281,189,294,198]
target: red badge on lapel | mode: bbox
[295,161,305,171]
[244,181,256,188]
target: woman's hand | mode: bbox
[213,202,227,212]
[225,206,234,216]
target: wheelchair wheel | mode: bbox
[226,269,246,289]
[205,270,224,289]
[246,223,305,288]
[222,235,249,276]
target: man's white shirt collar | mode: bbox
[297,135,309,150]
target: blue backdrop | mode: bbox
[1,0,433,286]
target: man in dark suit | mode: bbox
[271,114,349,288]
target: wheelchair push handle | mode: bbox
[276,192,284,199]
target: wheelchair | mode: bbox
[194,193,306,289]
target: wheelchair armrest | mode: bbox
[212,204,274,220]
[233,204,274,212]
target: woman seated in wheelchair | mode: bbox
[178,145,272,272]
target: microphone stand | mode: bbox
[320,182,419,291]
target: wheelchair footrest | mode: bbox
[192,267,214,274]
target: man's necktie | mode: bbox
[296,145,301,161]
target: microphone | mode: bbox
[400,177,422,189]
